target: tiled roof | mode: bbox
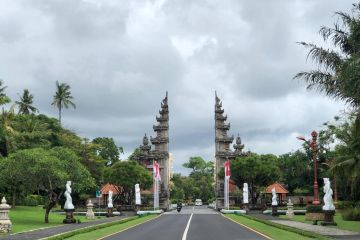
[100,183,121,194]
[265,182,289,194]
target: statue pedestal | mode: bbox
[272,205,278,216]
[106,207,114,217]
[321,210,337,226]
[63,209,76,224]
[243,203,249,213]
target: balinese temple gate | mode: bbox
[135,93,170,209]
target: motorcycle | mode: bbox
[176,204,182,213]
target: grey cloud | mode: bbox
[0,0,353,174]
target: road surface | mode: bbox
[103,206,268,240]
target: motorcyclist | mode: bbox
[176,200,182,212]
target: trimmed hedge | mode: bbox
[46,216,139,240]
[306,205,323,213]
[342,207,360,221]
[234,213,332,240]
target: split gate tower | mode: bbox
[136,92,170,209]
[214,92,245,208]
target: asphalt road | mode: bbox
[103,206,268,240]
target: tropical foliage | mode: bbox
[51,81,76,125]
[15,89,37,114]
[295,1,360,202]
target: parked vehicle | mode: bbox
[195,199,203,206]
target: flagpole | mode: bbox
[153,160,155,211]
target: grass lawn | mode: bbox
[279,213,360,233]
[226,214,314,240]
[64,214,158,240]
[8,206,102,234]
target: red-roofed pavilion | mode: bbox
[265,182,289,204]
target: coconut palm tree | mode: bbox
[0,104,16,156]
[15,89,37,115]
[294,3,360,109]
[295,3,360,197]
[0,79,11,105]
[51,81,76,126]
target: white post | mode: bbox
[98,196,100,217]
[224,178,228,209]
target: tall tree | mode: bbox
[0,104,17,156]
[15,89,37,114]
[0,79,11,106]
[92,137,123,166]
[295,2,360,200]
[182,156,214,203]
[51,81,76,125]
[231,154,280,204]
[105,160,152,205]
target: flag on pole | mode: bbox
[153,161,161,181]
[224,159,231,179]
[224,159,231,209]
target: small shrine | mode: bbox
[265,182,289,204]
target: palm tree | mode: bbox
[0,104,17,156]
[294,3,360,109]
[15,89,37,114]
[295,3,360,197]
[0,79,11,105]
[51,81,76,126]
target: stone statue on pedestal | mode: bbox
[64,181,74,210]
[271,188,278,206]
[243,183,249,204]
[106,190,114,217]
[63,181,76,224]
[322,178,335,211]
[108,190,113,208]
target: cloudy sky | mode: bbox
[0,0,354,174]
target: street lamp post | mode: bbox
[297,131,320,205]
[310,131,320,205]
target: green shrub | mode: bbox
[342,207,360,221]
[336,201,354,209]
[20,195,46,206]
[306,205,323,213]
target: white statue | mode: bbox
[108,190,113,208]
[243,183,249,204]
[271,187,278,206]
[64,181,74,210]
[135,184,141,205]
[322,178,335,211]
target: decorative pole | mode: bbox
[310,131,320,205]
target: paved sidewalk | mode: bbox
[271,220,360,239]
[0,216,130,240]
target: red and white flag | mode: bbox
[153,161,161,181]
[224,159,231,179]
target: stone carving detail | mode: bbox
[323,178,335,211]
